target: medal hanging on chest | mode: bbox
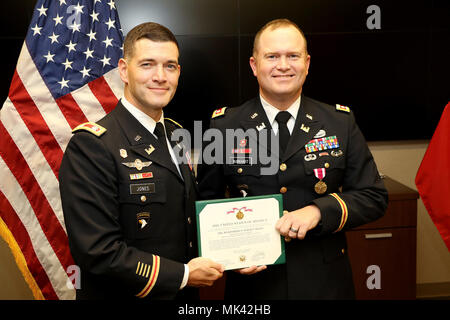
[313,168,327,194]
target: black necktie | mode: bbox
[154,122,170,153]
[275,111,291,155]
[154,122,180,175]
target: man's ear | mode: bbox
[249,56,258,77]
[305,54,311,76]
[118,58,128,84]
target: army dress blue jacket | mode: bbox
[59,101,198,300]
[197,95,388,299]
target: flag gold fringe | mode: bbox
[0,216,44,300]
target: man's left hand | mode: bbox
[275,205,321,240]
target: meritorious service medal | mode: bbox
[313,168,327,194]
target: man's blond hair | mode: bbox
[252,19,308,56]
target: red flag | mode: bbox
[0,1,124,299]
[415,102,450,251]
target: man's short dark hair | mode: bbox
[123,22,179,59]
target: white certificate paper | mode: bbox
[196,195,285,270]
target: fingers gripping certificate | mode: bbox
[195,194,285,270]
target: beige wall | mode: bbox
[368,140,450,285]
[1,140,449,299]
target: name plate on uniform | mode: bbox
[195,194,285,270]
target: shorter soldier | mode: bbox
[59,22,223,300]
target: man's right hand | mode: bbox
[187,257,224,287]
[234,265,267,275]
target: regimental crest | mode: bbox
[120,149,128,158]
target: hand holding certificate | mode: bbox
[195,194,286,271]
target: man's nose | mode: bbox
[152,64,167,82]
[277,56,290,70]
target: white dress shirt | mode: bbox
[260,95,301,135]
[121,97,183,179]
[120,97,189,290]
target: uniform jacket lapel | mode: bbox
[239,98,273,156]
[113,102,183,182]
[282,96,322,162]
[165,121,197,196]
[240,97,323,162]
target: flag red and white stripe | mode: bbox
[0,0,124,299]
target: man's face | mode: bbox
[250,26,310,107]
[119,38,180,118]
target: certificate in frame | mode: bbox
[195,194,285,270]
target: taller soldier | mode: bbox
[197,19,388,299]
[59,22,223,300]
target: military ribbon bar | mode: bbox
[130,172,154,180]
[305,135,339,153]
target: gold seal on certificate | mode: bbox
[195,194,286,271]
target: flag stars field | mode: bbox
[31,24,42,36]
[43,51,55,63]
[25,0,123,98]
[53,14,64,26]
[48,32,59,44]
[37,4,48,16]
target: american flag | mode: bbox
[0,0,124,299]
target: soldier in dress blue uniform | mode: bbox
[197,19,388,299]
[59,22,224,300]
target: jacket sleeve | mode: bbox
[311,112,388,235]
[59,132,184,299]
